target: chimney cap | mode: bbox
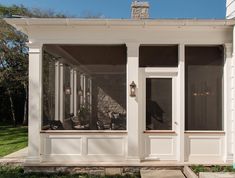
[131,1,150,8]
[131,0,150,19]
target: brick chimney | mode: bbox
[131,1,150,19]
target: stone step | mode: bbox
[140,170,185,178]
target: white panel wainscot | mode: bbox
[86,136,126,161]
[40,132,127,162]
[185,133,225,162]
[144,134,177,160]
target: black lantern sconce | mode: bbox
[130,81,136,97]
[64,86,71,95]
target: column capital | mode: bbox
[126,43,139,58]
[224,43,233,58]
[28,42,42,54]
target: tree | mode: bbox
[0,4,68,126]
[0,18,28,126]
[0,4,102,126]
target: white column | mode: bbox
[27,43,42,163]
[59,63,64,122]
[177,44,185,162]
[224,43,233,162]
[83,75,86,105]
[80,74,84,106]
[54,61,60,121]
[73,70,77,116]
[126,43,140,161]
[89,78,92,111]
[232,26,235,167]
[70,69,74,114]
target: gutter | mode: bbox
[4,18,235,27]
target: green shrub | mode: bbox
[211,165,223,172]
[191,165,206,174]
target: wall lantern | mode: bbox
[65,86,71,95]
[130,81,136,97]
[78,87,83,96]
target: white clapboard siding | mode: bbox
[227,0,235,19]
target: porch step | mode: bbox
[140,170,185,178]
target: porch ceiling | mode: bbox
[45,44,127,75]
[60,45,126,65]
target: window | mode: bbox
[146,78,172,130]
[185,46,224,130]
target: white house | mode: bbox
[5,1,235,168]
[227,0,235,19]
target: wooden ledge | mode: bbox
[184,131,225,135]
[40,130,127,134]
[143,130,176,134]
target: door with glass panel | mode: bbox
[139,45,178,160]
[141,72,177,160]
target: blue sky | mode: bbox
[0,0,226,19]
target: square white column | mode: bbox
[26,43,42,163]
[55,61,60,121]
[59,63,64,123]
[232,26,235,167]
[126,43,140,161]
[177,44,185,162]
[224,43,233,162]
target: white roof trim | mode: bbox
[5,18,235,27]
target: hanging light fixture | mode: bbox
[78,87,83,96]
[86,88,90,96]
[64,86,71,95]
[130,81,136,97]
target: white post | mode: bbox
[80,74,84,106]
[27,43,42,163]
[177,44,185,162]
[232,26,235,168]
[224,43,233,162]
[70,69,74,115]
[89,78,92,111]
[73,70,77,116]
[126,43,140,162]
[83,75,86,105]
[55,61,60,121]
[59,63,64,122]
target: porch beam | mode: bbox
[27,42,42,163]
[126,43,140,161]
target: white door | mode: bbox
[139,68,179,160]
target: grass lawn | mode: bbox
[0,125,28,157]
